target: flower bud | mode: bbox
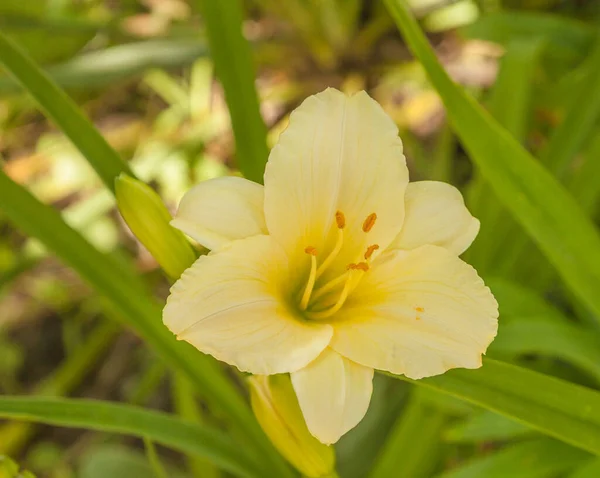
[249,374,335,478]
[115,174,196,280]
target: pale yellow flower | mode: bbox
[164,88,498,444]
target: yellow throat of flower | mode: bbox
[298,210,379,320]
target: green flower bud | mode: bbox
[115,174,196,280]
[249,374,335,478]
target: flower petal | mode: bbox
[291,348,374,445]
[171,176,267,250]
[331,245,498,379]
[163,235,332,375]
[264,88,408,275]
[389,181,480,255]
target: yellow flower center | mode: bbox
[298,210,379,320]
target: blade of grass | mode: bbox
[0,396,262,478]
[386,358,600,455]
[144,438,170,478]
[0,319,120,455]
[566,134,600,216]
[445,411,533,443]
[569,458,600,478]
[0,170,293,478]
[173,374,221,478]
[466,38,543,273]
[192,0,269,183]
[384,0,600,323]
[0,30,132,192]
[502,39,600,282]
[436,438,589,478]
[540,39,600,178]
[370,390,447,478]
[459,11,595,67]
[490,319,600,385]
[485,277,567,323]
[0,39,208,92]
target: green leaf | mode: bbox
[143,438,169,478]
[445,411,532,443]
[459,11,595,69]
[490,318,600,385]
[192,0,269,183]
[436,438,589,478]
[0,40,208,92]
[0,396,262,478]
[79,445,187,478]
[498,39,600,280]
[384,0,600,323]
[0,171,293,478]
[566,134,600,215]
[0,30,132,193]
[370,391,446,478]
[569,458,600,478]
[485,277,566,322]
[540,39,600,178]
[386,358,600,454]
[466,38,544,273]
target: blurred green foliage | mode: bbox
[1,0,600,477]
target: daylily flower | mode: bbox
[164,88,498,444]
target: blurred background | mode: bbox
[1,0,600,476]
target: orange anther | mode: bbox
[364,244,380,260]
[415,306,424,313]
[362,213,377,232]
[335,210,346,229]
[304,246,318,256]
[354,262,369,271]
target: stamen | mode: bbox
[362,213,377,232]
[299,247,318,310]
[354,261,369,271]
[335,210,346,229]
[306,272,357,320]
[364,244,380,260]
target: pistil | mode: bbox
[315,211,346,279]
[305,271,356,320]
[299,247,318,310]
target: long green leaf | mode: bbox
[466,38,543,273]
[569,458,600,478]
[384,0,600,322]
[485,277,566,323]
[567,134,600,215]
[0,30,132,192]
[0,39,208,92]
[500,39,600,280]
[0,171,293,478]
[0,319,120,454]
[370,391,446,478]
[387,358,600,454]
[0,396,261,478]
[540,39,600,177]
[459,11,595,67]
[192,0,269,183]
[436,438,588,478]
[490,319,600,384]
[445,411,532,443]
